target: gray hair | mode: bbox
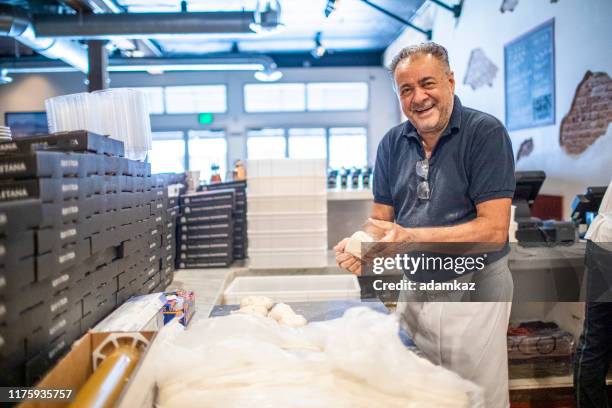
[389,42,451,75]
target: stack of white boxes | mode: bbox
[247,159,327,268]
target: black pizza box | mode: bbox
[202,180,246,191]
[0,198,43,232]
[104,175,120,194]
[179,208,232,225]
[160,264,173,279]
[35,223,80,255]
[0,323,27,362]
[177,256,233,269]
[27,306,80,356]
[4,265,76,314]
[36,239,89,282]
[160,252,174,269]
[0,229,35,262]
[0,178,83,203]
[0,151,82,180]
[150,199,165,217]
[182,202,234,216]
[178,220,234,236]
[161,241,174,256]
[178,249,233,262]
[180,189,235,206]
[0,131,124,156]
[162,229,175,246]
[179,239,232,253]
[0,256,36,298]
[142,274,161,294]
[102,156,123,175]
[178,228,233,241]
[40,200,79,228]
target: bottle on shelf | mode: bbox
[210,163,222,184]
[327,168,338,189]
[339,167,348,189]
[233,160,246,181]
[351,167,361,189]
[362,166,372,189]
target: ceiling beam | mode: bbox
[32,12,255,39]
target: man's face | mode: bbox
[394,53,455,137]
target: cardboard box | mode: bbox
[18,330,155,408]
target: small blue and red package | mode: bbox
[161,290,195,327]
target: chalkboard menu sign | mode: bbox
[504,19,555,131]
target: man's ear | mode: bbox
[448,71,455,93]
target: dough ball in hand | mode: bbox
[345,231,374,259]
[240,296,274,310]
[233,304,269,317]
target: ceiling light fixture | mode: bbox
[254,63,283,82]
[249,0,285,34]
[311,31,326,59]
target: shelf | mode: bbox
[327,188,373,201]
[509,374,612,391]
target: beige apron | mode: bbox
[397,256,513,408]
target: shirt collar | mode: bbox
[402,95,463,141]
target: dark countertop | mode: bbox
[210,298,389,321]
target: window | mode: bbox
[188,130,227,182]
[306,82,369,111]
[288,128,326,159]
[247,128,286,159]
[136,87,165,114]
[328,127,368,169]
[165,85,227,114]
[149,131,185,173]
[244,83,306,113]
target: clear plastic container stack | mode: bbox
[45,89,152,161]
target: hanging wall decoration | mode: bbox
[463,48,498,90]
[516,138,534,161]
[500,0,519,13]
[559,71,612,155]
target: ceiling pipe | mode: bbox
[62,0,163,57]
[32,11,256,39]
[0,5,88,72]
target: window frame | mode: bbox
[245,126,369,169]
[163,84,228,114]
[242,81,370,114]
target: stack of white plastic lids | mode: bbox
[45,92,102,134]
[91,88,152,161]
[45,88,152,161]
[0,125,11,141]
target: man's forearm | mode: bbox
[404,217,508,244]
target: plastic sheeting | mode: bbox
[151,307,483,408]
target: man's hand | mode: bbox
[367,218,413,242]
[334,237,362,276]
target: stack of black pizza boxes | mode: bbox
[0,131,181,386]
[177,180,247,268]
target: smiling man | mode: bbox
[335,43,516,407]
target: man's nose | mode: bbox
[412,87,428,106]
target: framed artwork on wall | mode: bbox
[504,18,556,131]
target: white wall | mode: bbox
[0,66,399,167]
[384,0,612,217]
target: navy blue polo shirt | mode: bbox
[373,96,515,261]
